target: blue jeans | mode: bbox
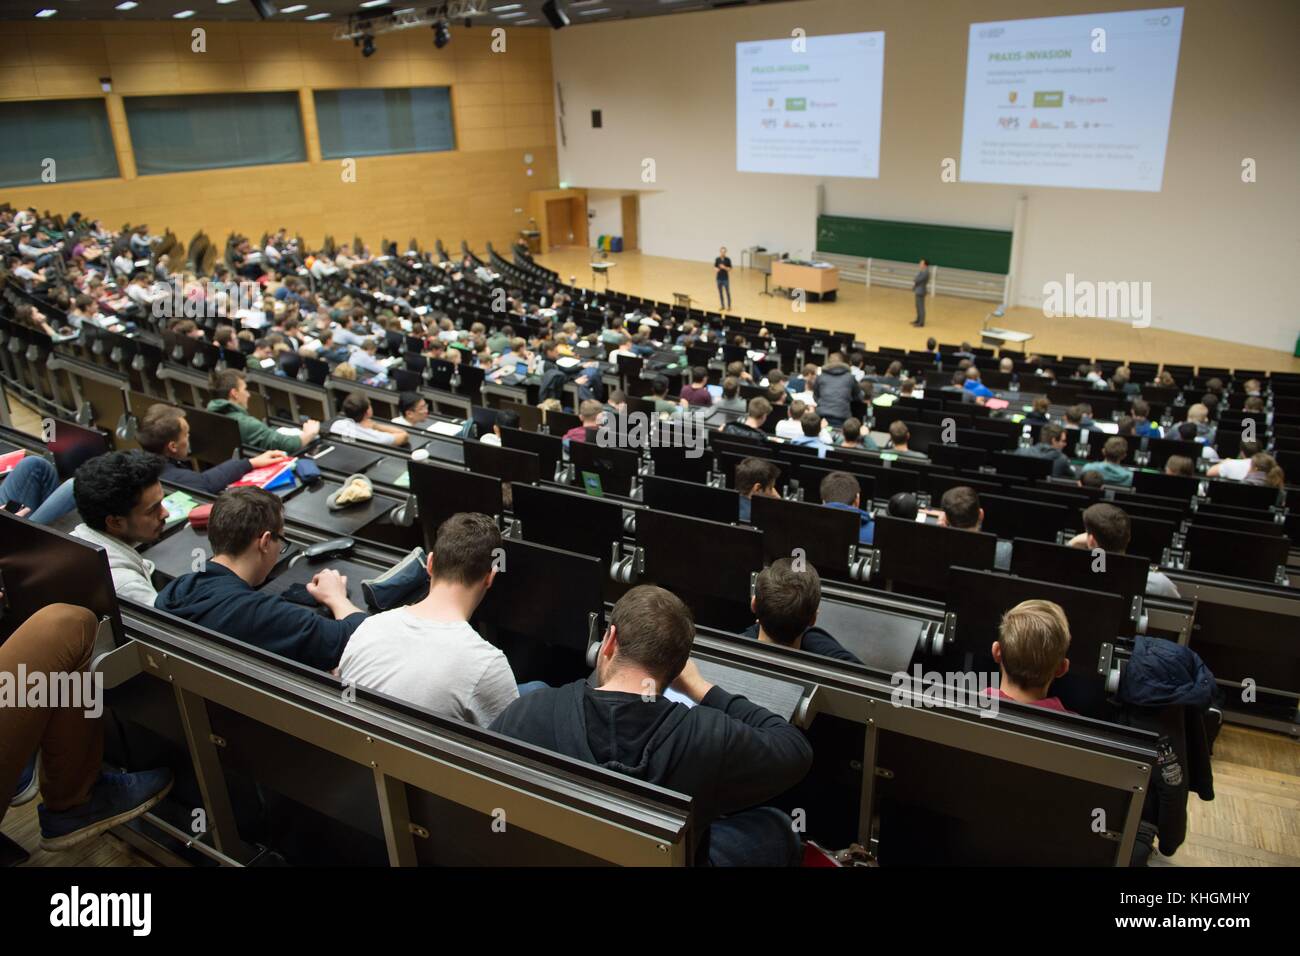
[707,806,803,867]
[717,279,731,310]
[0,457,77,525]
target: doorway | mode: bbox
[620,194,639,251]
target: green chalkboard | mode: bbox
[816,215,1012,275]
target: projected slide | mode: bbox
[960,8,1184,191]
[737,31,885,178]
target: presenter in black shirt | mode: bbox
[714,246,733,310]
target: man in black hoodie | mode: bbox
[811,353,861,428]
[490,585,813,866]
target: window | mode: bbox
[125,92,306,175]
[313,87,455,159]
[0,98,119,187]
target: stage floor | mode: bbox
[538,248,1300,374]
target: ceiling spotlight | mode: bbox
[433,18,451,48]
[361,34,376,57]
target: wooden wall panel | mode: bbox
[0,20,557,254]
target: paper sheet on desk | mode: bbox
[556,356,581,369]
[429,420,465,436]
[276,427,303,437]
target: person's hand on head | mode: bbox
[670,658,713,703]
[249,450,288,469]
[1066,532,1089,549]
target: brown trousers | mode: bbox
[0,604,102,826]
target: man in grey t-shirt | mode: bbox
[339,513,528,726]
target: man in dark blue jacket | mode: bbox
[135,403,290,494]
[155,487,366,670]
[490,585,812,866]
[742,559,860,664]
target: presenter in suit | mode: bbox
[714,247,733,311]
[910,258,930,327]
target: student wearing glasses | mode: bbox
[155,488,367,671]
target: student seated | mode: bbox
[937,485,1011,570]
[742,559,860,664]
[479,409,520,447]
[1080,436,1134,487]
[721,396,772,441]
[788,410,830,458]
[563,399,603,442]
[136,404,289,494]
[887,491,919,520]
[962,366,994,400]
[1164,454,1196,477]
[70,452,168,605]
[339,514,532,726]
[1,602,174,858]
[715,376,746,414]
[678,366,714,407]
[1130,399,1162,438]
[489,585,813,866]
[155,487,367,670]
[1242,452,1285,488]
[1078,469,1105,490]
[838,417,877,450]
[1067,502,1180,598]
[819,470,874,544]
[1206,441,1259,481]
[735,456,780,523]
[649,376,679,415]
[1016,423,1075,479]
[392,392,431,429]
[887,421,928,459]
[208,370,320,452]
[331,392,410,447]
[0,455,77,525]
[774,400,808,441]
[988,600,1073,712]
[1023,396,1051,425]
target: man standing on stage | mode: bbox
[911,257,930,327]
[715,246,733,311]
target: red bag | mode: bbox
[188,503,213,531]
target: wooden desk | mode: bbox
[771,261,839,296]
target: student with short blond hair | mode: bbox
[990,600,1073,711]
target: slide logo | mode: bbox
[1041,273,1153,328]
[784,97,806,111]
[1033,91,1064,107]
